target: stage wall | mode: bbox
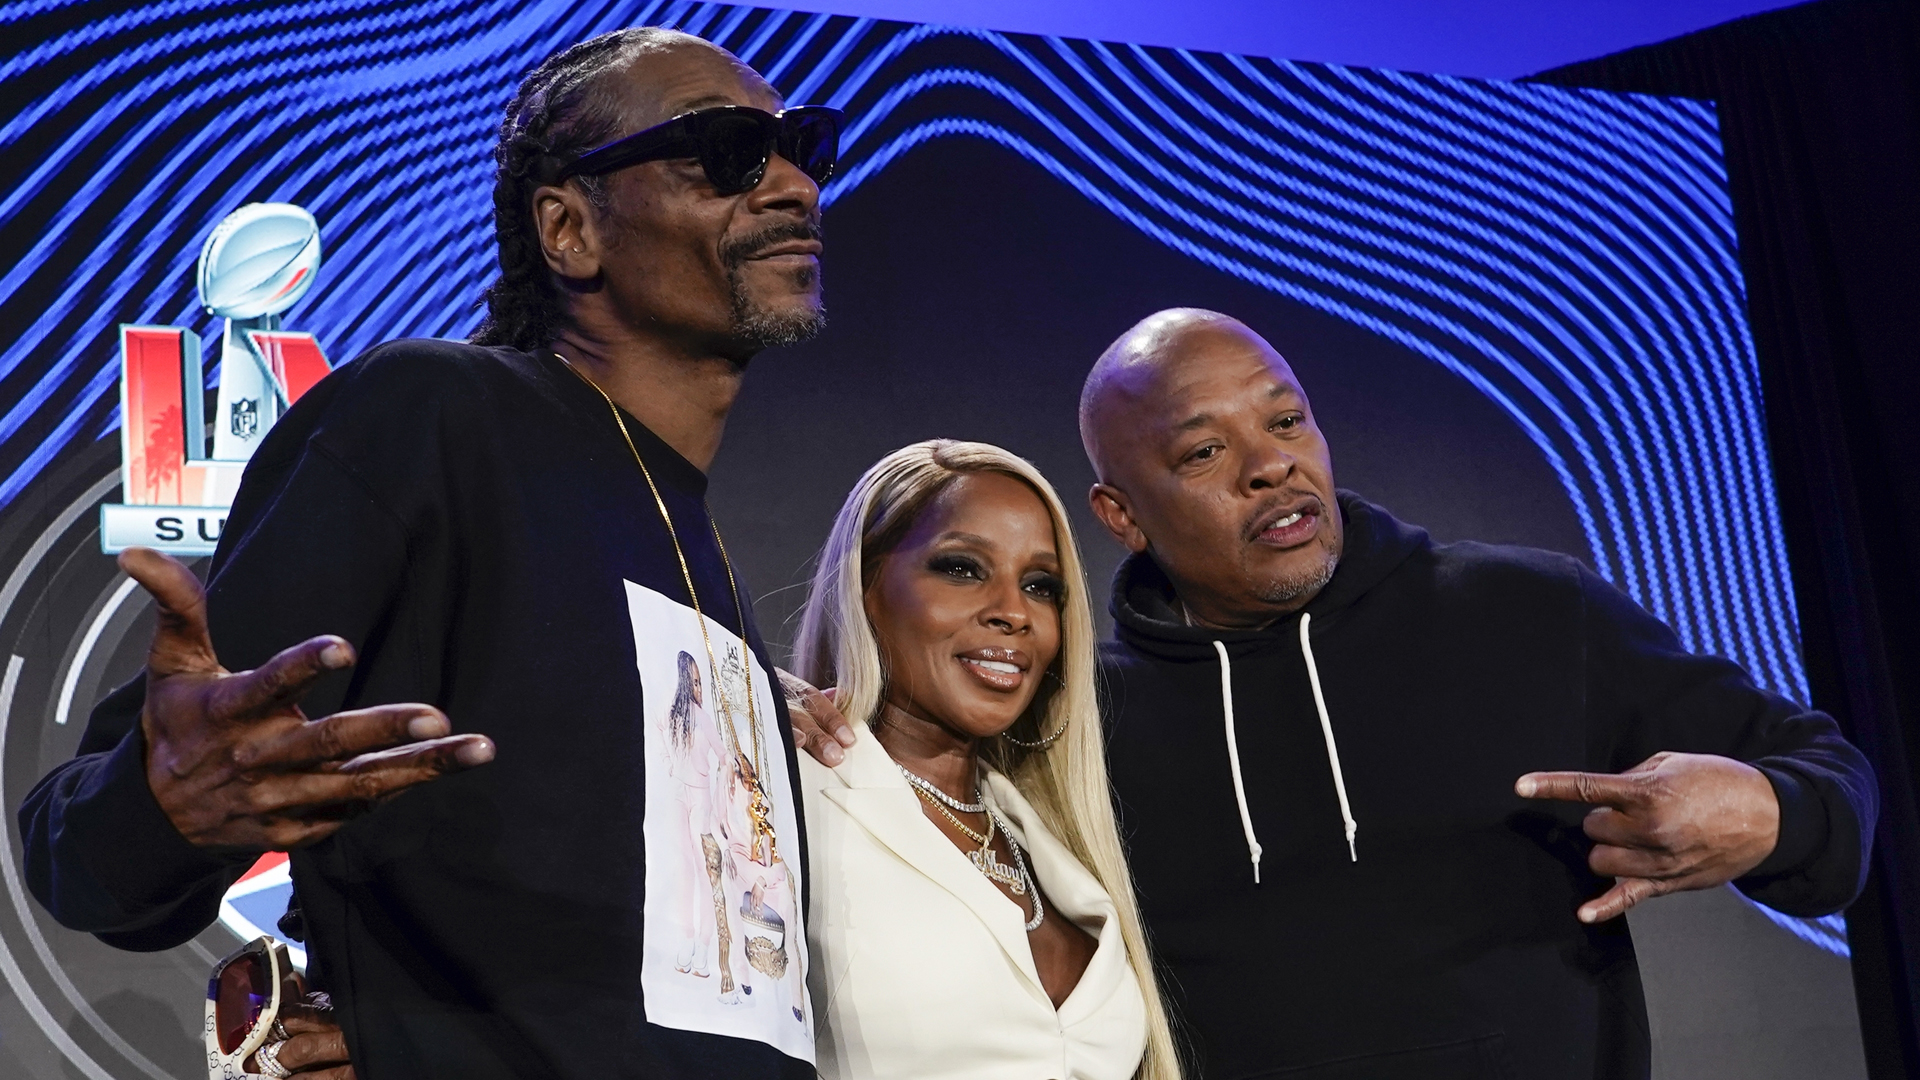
[0,3,1869,1078]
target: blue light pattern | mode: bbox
[0,0,1838,950]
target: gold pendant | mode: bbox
[746,780,779,864]
[968,845,1027,895]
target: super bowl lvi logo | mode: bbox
[99,203,331,555]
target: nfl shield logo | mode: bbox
[221,853,306,970]
[230,397,259,438]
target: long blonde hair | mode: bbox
[794,439,1182,1080]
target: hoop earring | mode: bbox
[1002,670,1070,750]
[1002,715,1070,750]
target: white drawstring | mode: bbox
[1210,640,1264,885]
[1299,613,1358,862]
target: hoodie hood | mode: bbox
[1110,490,1430,660]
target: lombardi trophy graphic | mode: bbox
[99,203,332,555]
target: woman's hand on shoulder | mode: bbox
[777,669,856,766]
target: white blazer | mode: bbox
[800,728,1148,1080]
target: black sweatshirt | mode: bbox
[19,341,815,1080]
[1100,492,1875,1080]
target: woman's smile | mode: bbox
[956,647,1031,693]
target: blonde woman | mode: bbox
[790,439,1181,1080]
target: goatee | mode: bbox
[723,218,827,348]
[1256,549,1339,606]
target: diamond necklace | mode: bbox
[897,762,1045,932]
[898,763,986,812]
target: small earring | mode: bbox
[1002,669,1071,750]
[1002,712,1070,751]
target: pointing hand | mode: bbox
[1516,751,1780,923]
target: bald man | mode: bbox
[1080,309,1874,1079]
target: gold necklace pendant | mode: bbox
[967,845,1028,896]
[745,773,779,864]
[910,781,1028,896]
[557,353,779,862]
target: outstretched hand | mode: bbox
[1516,751,1780,923]
[777,669,856,766]
[123,548,495,852]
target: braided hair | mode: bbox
[472,28,686,351]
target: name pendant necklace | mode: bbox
[898,764,1045,932]
[558,354,778,865]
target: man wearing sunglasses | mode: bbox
[23,28,839,1080]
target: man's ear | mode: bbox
[1089,484,1149,554]
[532,183,604,280]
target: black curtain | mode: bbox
[1532,2,1920,1077]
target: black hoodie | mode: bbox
[1100,492,1875,1080]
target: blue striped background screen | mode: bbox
[0,0,1840,953]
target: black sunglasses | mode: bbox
[558,105,844,196]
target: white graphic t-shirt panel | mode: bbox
[628,580,813,1062]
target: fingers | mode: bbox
[778,674,838,766]
[271,1029,351,1072]
[811,688,855,747]
[1587,841,1680,881]
[231,734,496,828]
[787,676,856,745]
[788,718,844,766]
[262,1005,355,1077]
[241,993,349,1075]
[1578,805,1647,850]
[1578,876,1671,923]
[338,732,494,774]
[276,1001,336,1034]
[777,670,855,767]
[1515,770,1647,809]
[120,548,220,677]
[777,670,853,745]
[776,668,811,700]
[210,636,358,722]
[245,704,451,770]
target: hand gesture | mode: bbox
[252,993,355,1080]
[124,547,494,851]
[777,669,855,766]
[1516,751,1780,923]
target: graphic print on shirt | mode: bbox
[627,580,814,1062]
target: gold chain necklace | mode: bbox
[557,353,777,865]
[898,765,1036,913]
[908,782,992,846]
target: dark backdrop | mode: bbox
[1536,4,1920,1074]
